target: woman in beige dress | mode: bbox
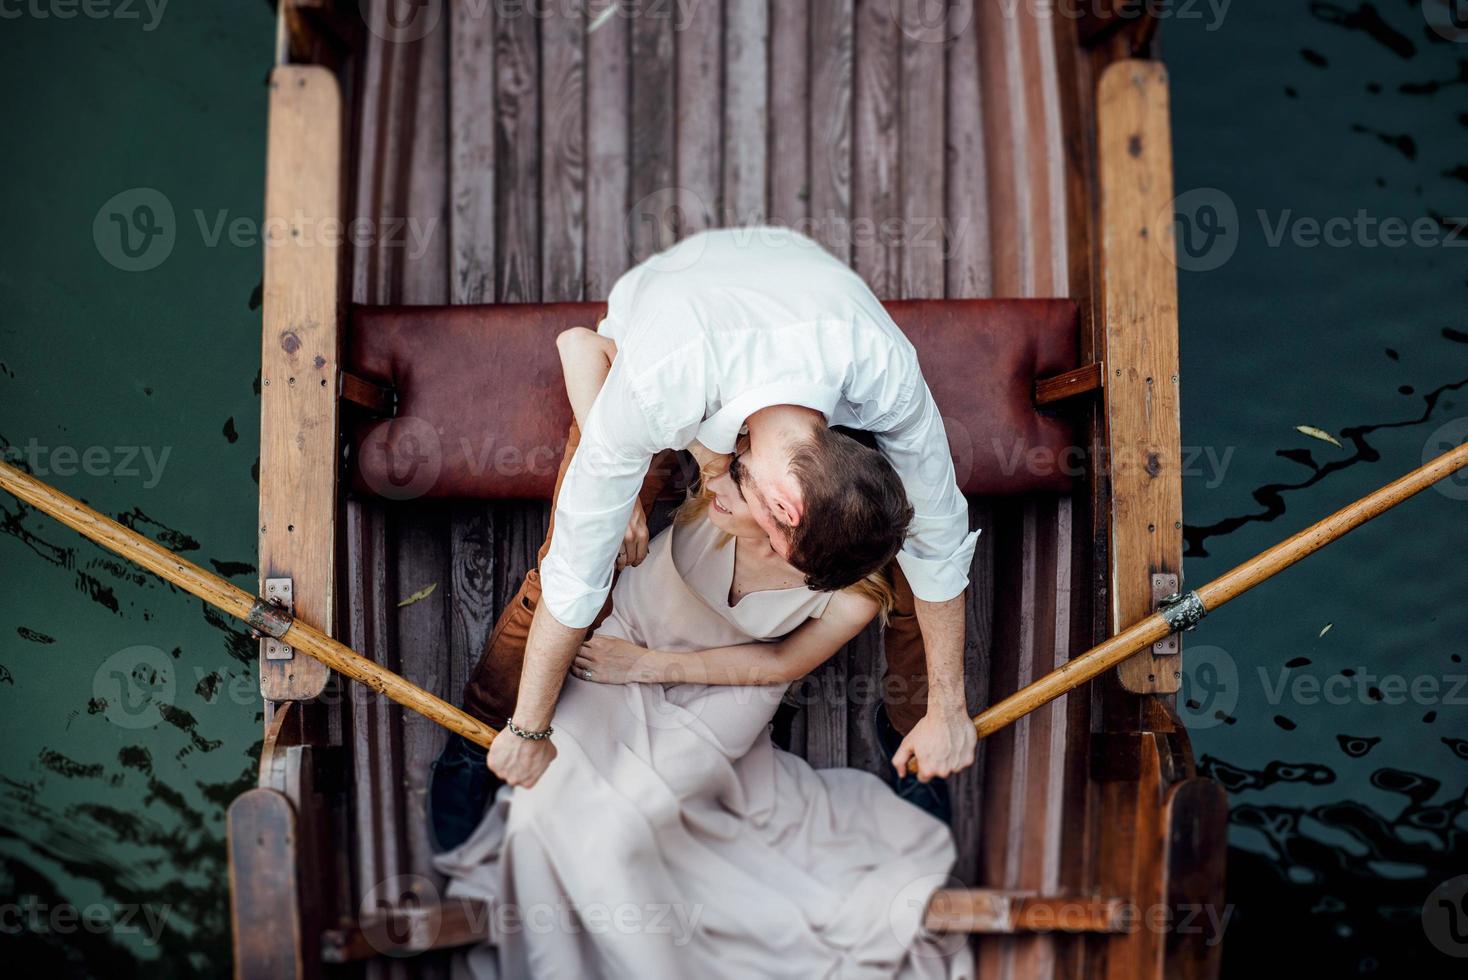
[433,330,973,980]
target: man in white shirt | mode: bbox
[432,227,980,846]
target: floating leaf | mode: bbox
[1295,425,1342,448]
[398,583,439,608]
[587,3,617,33]
[1318,623,1333,638]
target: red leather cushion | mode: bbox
[346,299,1080,500]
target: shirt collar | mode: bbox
[696,382,842,453]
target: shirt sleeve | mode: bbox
[539,356,664,629]
[871,372,980,603]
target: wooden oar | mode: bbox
[967,437,1468,742]
[0,459,500,749]
[3,438,1466,759]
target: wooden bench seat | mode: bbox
[343,299,1086,501]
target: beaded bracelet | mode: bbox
[505,717,553,741]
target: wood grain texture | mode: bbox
[629,6,675,262]
[344,499,406,906]
[495,1,541,302]
[228,789,308,980]
[809,0,854,261]
[768,0,810,228]
[944,0,991,298]
[853,0,901,297]
[540,1,585,300]
[391,505,454,890]
[899,0,945,299]
[585,0,629,297]
[448,1,495,303]
[675,0,722,236]
[723,0,769,225]
[975,0,1027,297]
[259,65,342,701]
[1096,60,1182,695]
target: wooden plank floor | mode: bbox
[341,2,1090,976]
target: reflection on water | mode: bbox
[1173,1,1468,976]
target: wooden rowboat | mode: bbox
[231,2,1228,976]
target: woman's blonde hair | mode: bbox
[677,475,896,624]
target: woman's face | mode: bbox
[703,458,766,539]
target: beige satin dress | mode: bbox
[434,516,974,980]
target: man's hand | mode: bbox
[890,704,977,783]
[616,502,649,570]
[487,732,558,789]
[573,635,659,684]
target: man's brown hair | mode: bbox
[780,426,914,592]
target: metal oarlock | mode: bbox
[1157,590,1207,633]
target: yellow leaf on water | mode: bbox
[1295,425,1342,448]
[1318,623,1333,638]
[398,583,438,608]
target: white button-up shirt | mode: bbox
[540,227,980,628]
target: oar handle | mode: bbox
[0,460,498,749]
[899,436,1468,774]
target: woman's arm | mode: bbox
[573,590,879,686]
[556,326,617,430]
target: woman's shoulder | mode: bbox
[823,585,881,626]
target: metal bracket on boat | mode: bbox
[255,578,296,659]
[1157,585,1207,635]
[1151,573,1180,656]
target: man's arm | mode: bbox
[873,371,981,780]
[488,350,663,788]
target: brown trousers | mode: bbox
[460,421,932,734]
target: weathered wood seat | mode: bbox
[342,299,1089,501]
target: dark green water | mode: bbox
[0,4,273,976]
[1169,1,1468,975]
[0,2,1463,977]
